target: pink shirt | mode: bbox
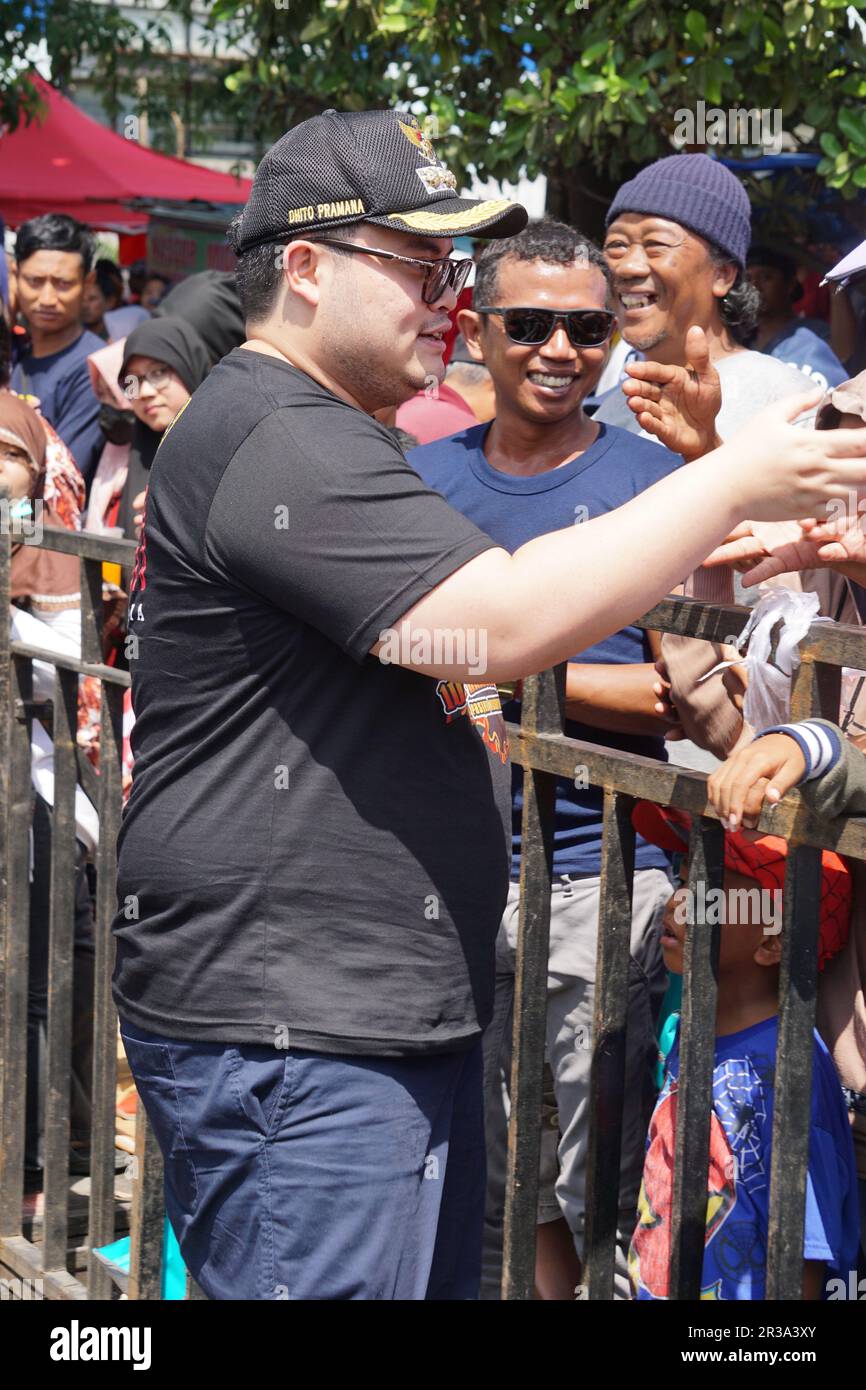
[396,382,476,445]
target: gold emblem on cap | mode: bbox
[398,117,437,164]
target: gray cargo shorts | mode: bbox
[481,867,671,1299]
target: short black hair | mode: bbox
[445,361,490,385]
[747,245,797,280]
[387,426,419,452]
[473,217,611,308]
[15,213,96,275]
[93,258,123,302]
[747,244,804,305]
[228,213,357,323]
[708,241,761,344]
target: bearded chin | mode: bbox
[622,322,669,354]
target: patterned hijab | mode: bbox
[0,391,82,610]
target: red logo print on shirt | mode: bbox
[129,490,149,596]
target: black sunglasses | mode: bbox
[308,238,473,306]
[475,306,616,348]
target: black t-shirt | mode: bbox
[112,348,512,1055]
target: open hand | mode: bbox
[620,326,722,460]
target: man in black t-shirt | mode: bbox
[113,109,866,1300]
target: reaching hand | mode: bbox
[652,657,686,741]
[702,522,772,573]
[707,733,807,829]
[798,514,866,566]
[619,326,722,460]
[703,514,866,587]
[725,390,866,522]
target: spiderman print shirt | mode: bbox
[628,1015,859,1300]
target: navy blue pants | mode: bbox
[120,1020,485,1300]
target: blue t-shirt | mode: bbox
[409,421,681,877]
[629,1015,860,1300]
[11,328,104,486]
[762,324,848,391]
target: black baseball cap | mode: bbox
[231,108,528,255]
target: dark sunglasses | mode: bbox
[475,306,616,348]
[308,237,473,306]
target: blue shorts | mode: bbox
[119,1020,486,1300]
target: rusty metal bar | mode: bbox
[128,1111,165,1300]
[41,666,80,1273]
[501,665,564,1301]
[0,656,35,1241]
[638,595,866,669]
[583,788,636,1299]
[36,525,135,566]
[508,728,866,859]
[669,817,724,1299]
[79,556,104,670]
[10,641,129,687]
[764,652,841,1299]
[766,845,822,1300]
[86,682,124,1297]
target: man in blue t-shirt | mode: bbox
[11,214,104,488]
[409,219,684,1299]
[748,246,848,392]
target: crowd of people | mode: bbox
[2,109,866,1301]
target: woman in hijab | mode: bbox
[116,316,210,539]
[1,393,81,630]
[85,338,134,534]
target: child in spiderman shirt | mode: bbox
[627,799,859,1300]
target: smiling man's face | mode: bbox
[312,222,458,412]
[466,255,611,426]
[602,213,737,364]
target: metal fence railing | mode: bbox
[502,596,866,1300]
[2,516,865,1300]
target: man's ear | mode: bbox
[83,268,96,290]
[754,931,783,968]
[456,308,486,363]
[281,240,325,310]
[711,258,738,300]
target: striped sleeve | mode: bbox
[756,721,842,781]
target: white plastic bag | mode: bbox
[697,586,822,733]
[740,587,821,731]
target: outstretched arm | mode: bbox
[377,391,866,682]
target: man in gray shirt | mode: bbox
[594,155,810,770]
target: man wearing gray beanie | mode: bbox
[595,153,808,440]
[594,154,816,775]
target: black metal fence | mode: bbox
[1,518,864,1300]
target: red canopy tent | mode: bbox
[0,72,252,231]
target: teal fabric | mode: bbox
[655,973,682,1090]
[92,1215,188,1299]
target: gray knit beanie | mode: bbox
[605,154,751,268]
